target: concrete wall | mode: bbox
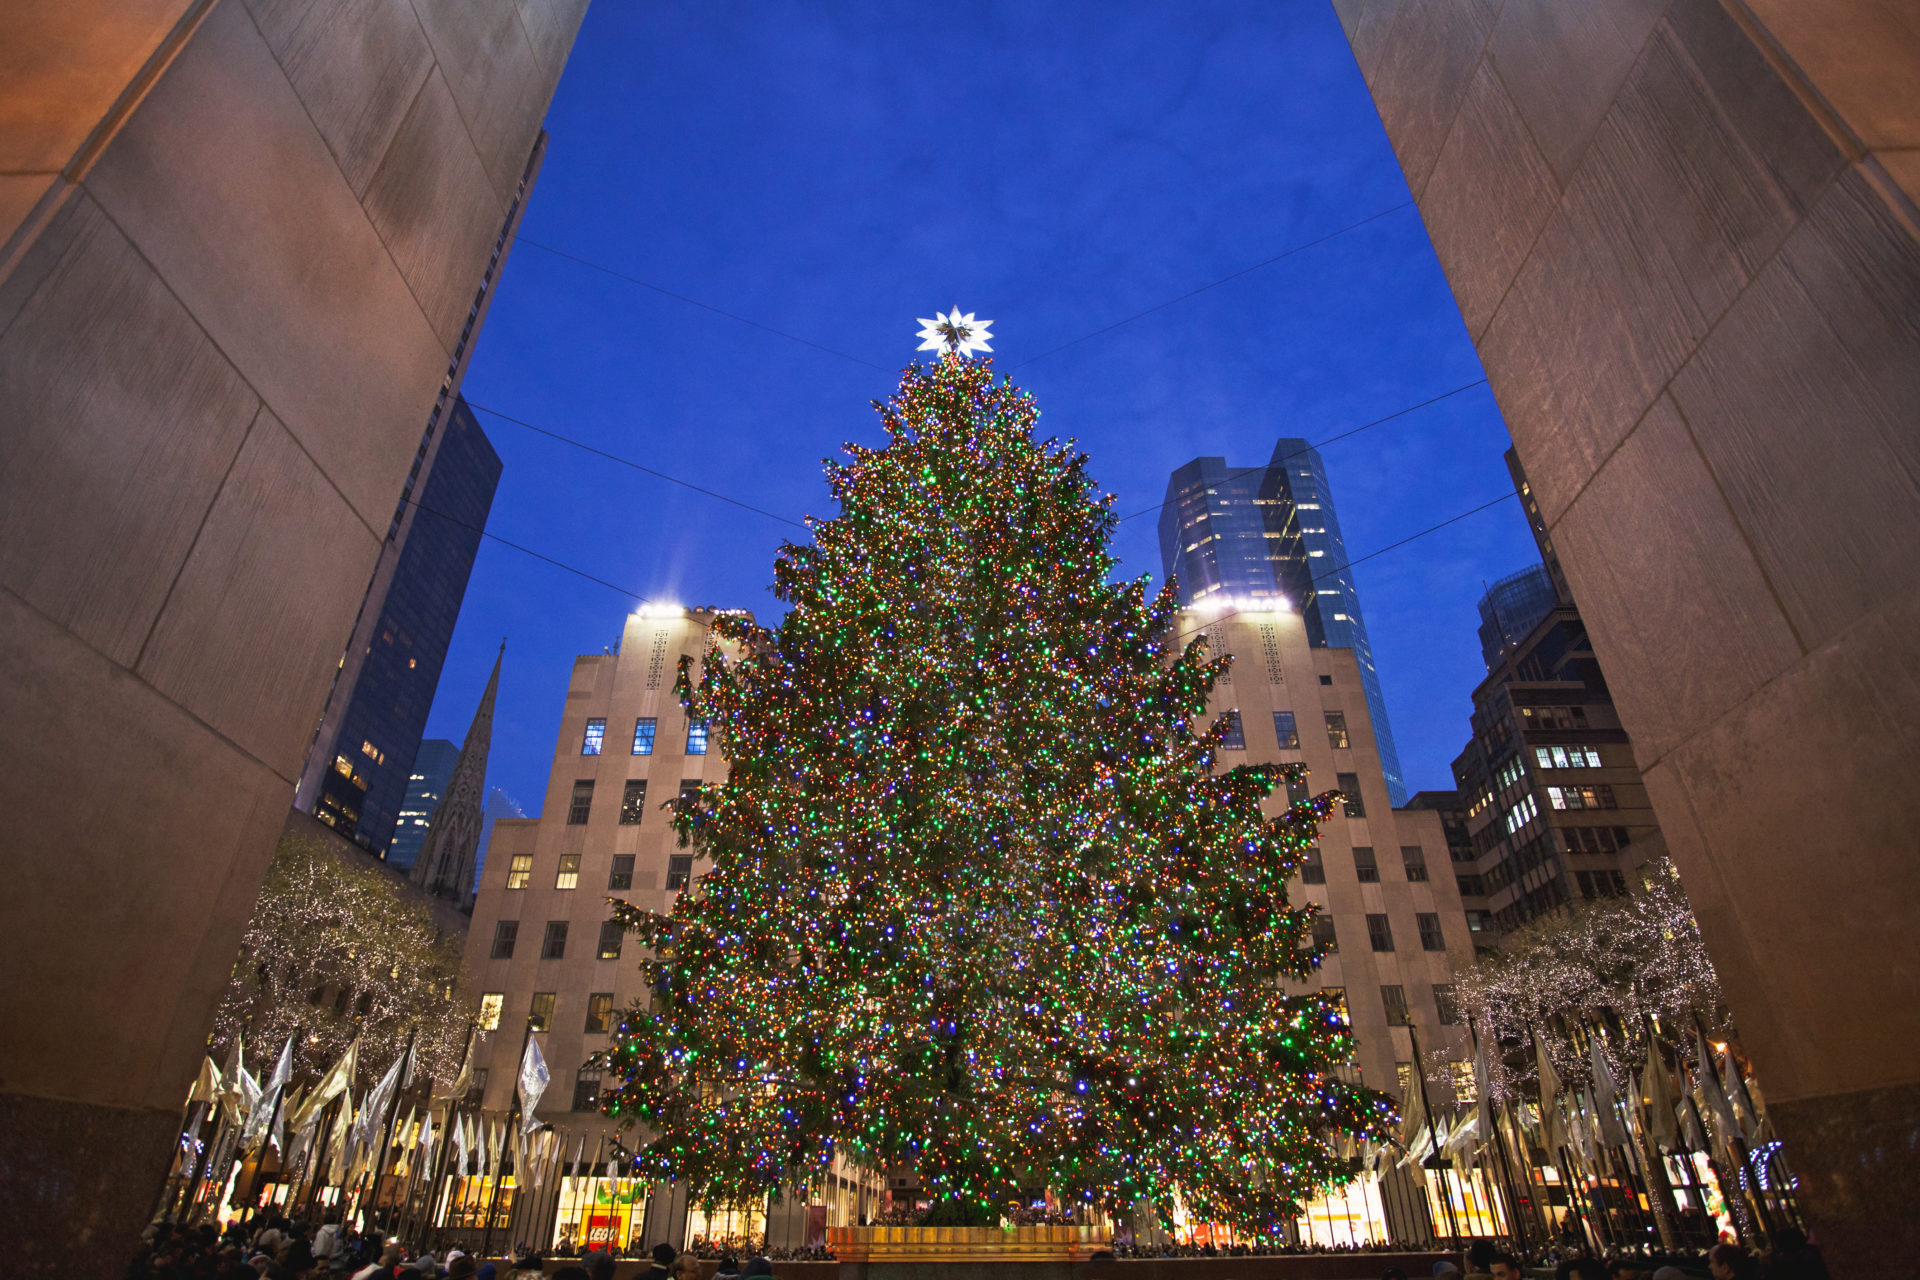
[0,1,585,1270]
[1334,0,1920,1266]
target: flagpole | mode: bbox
[482,1019,535,1262]
[1406,1025,1459,1245]
[366,1029,419,1236]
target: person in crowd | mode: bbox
[713,1255,741,1280]
[644,1242,679,1280]
[1707,1243,1754,1280]
[1489,1252,1524,1280]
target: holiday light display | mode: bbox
[593,348,1395,1229]
[210,833,472,1086]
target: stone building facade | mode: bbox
[1336,2,1920,1262]
[0,3,586,1265]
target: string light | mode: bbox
[588,351,1393,1230]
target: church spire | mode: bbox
[409,641,503,908]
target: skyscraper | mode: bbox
[1475,564,1558,670]
[1159,440,1407,804]
[388,739,459,872]
[301,397,503,855]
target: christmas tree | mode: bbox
[598,320,1395,1230]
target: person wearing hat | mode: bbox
[446,1259,478,1280]
[645,1243,679,1280]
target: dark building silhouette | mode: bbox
[303,397,502,855]
[1159,440,1407,803]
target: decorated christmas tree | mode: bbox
[597,313,1395,1230]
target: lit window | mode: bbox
[506,855,532,890]
[582,718,606,756]
[620,779,647,825]
[1367,913,1394,952]
[1325,712,1349,749]
[1401,846,1428,882]
[1218,709,1245,750]
[686,719,709,755]
[541,920,568,960]
[597,920,623,961]
[555,853,580,890]
[478,993,503,1031]
[361,740,384,764]
[567,780,594,825]
[573,1066,602,1111]
[1417,912,1445,952]
[1337,772,1365,818]
[1433,983,1460,1025]
[490,920,517,959]
[1272,711,1299,749]
[608,855,634,892]
[1353,845,1378,882]
[529,991,555,1030]
[333,755,355,779]
[1381,984,1410,1026]
[632,717,657,755]
[585,992,615,1033]
[667,854,694,891]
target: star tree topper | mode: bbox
[915,307,994,358]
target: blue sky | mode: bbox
[427,0,1542,814]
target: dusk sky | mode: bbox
[426,0,1544,817]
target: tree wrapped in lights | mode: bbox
[596,350,1394,1228]
[210,833,473,1086]
[1458,861,1726,1098]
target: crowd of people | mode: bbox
[127,1210,503,1279]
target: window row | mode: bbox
[477,990,622,1037]
[1298,843,1426,884]
[1372,982,1461,1027]
[580,716,708,757]
[1310,911,1447,954]
[1547,784,1617,811]
[1535,745,1603,770]
[1218,710,1355,753]
[564,777,706,827]
[1519,704,1588,731]
[1561,824,1630,854]
[503,851,695,893]
[1576,869,1629,900]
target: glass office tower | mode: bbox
[1159,438,1407,804]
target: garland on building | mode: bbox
[593,347,1394,1228]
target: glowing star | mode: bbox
[914,307,994,358]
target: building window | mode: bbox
[686,719,709,755]
[1381,984,1410,1026]
[667,854,694,891]
[1367,913,1395,952]
[619,779,647,825]
[1456,873,1485,896]
[490,920,518,959]
[1536,745,1603,770]
[567,780,594,825]
[582,717,606,756]
[1218,709,1245,750]
[573,1066,602,1111]
[1353,845,1379,882]
[478,993,503,1031]
[678,780,701,814]
[1433,983,1460,1025]
[1417,912,1445,952]
[632,717,656,755]
[597,919,624,960]
[1465,909,1491,933]
[1318,674,1333,686]
[585,992,615,1034]
[1401,845,1428,881]
[506,855,532,890]
[1271,710,1299,749]
[608,854,634,891]
[1286,771,1309,806]
[1311,916,1338,953]
[467,1067,488,1105]
[1547,784,1617,812]
[1321,986,1349,1025]
[529,991,555,1031]
[542,920,568,959]
[1504,792,1539,833]
[555,853,580,890]
[1325,711,1350,749]
[1338,772,1365,818]
[1300,847,1325,884]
